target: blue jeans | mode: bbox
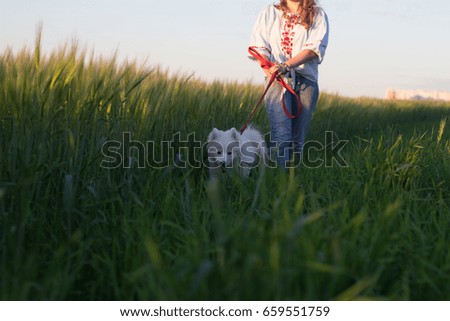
[265,75,319,168]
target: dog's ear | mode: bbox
[208,128,219,141]
[230,128,240,141]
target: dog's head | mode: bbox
[207,127,241,167]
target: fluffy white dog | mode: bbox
[207,125,267,177]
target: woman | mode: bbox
[249,0,329,168]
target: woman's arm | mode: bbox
[285,49,318,69]
[269,49,318,75]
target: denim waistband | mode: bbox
[285,72,313,82]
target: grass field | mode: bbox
[1,38,449,300]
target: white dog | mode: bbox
[207,125,267,177]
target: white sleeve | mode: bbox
[302,8,329,64]
[248,6,272,60]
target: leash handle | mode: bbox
[248,46,274,70]
[240,47,302,134]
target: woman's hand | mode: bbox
[263,68,272,79]
[269,63,289,76]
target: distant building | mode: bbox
[386,89,450,102]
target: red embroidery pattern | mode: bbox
[281,13,300,58]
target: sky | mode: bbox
[1,0,449,98]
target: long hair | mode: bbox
[277,0,317,30]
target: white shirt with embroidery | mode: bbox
[249,4,329,83]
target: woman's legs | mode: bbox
[265,75,319,169]
[265,80,292,168]
[292,76,319,159]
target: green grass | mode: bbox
[0,38,449,300]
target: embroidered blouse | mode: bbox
[249,4,329,83]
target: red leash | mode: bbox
[240,47,302,134]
